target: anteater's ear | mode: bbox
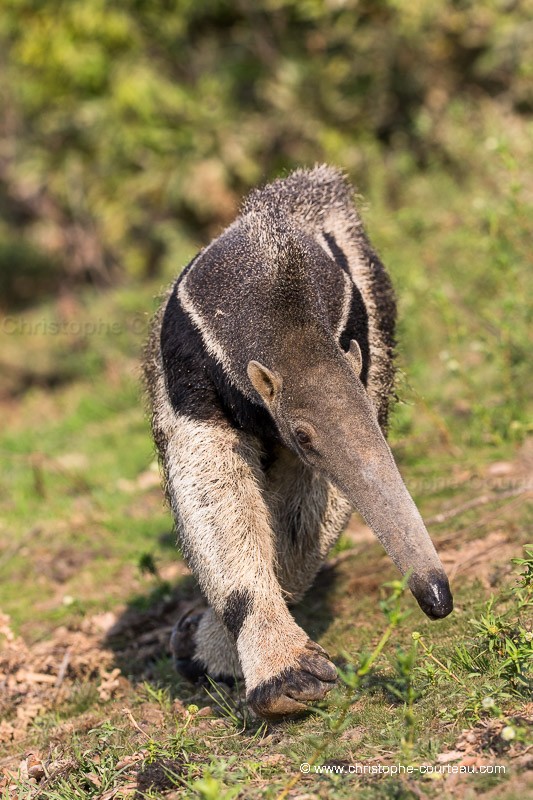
[247,361,283,407]
[346,339,363,377]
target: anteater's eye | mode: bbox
[295,428,312,447]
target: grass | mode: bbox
[4,562,530,799]
[0,139,532,798]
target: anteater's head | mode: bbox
[247,327,453,620]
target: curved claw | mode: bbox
[247,641,338,720]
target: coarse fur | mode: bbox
[143,165,452,719]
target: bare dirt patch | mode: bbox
[0,611,123,747]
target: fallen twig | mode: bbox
[123,707,150,739]
[55,649,71,688]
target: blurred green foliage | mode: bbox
[1,0,532,296]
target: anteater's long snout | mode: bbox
[348,462,453,619]
[323,383,453,620]
[338,444,454,619]
[342,458,455,619]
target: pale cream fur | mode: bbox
[193,608,243,679]
[184,448,354,687]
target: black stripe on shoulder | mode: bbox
[205,354,281,445]
[323,231,350,274]
[339,285,370,387]
[160,286,223,422]
[160,280,282,447]
[321,230,370,385]
[357,233,396,356]
[355,232,397,429]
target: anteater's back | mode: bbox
[241,165,396,427]
[145,165,396,431]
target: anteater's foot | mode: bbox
[246,640,337,720]
[170,605,242,684]
[170,604,207,680]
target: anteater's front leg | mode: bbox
[163,415,337,718]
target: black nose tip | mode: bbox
[409,572,453,620]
